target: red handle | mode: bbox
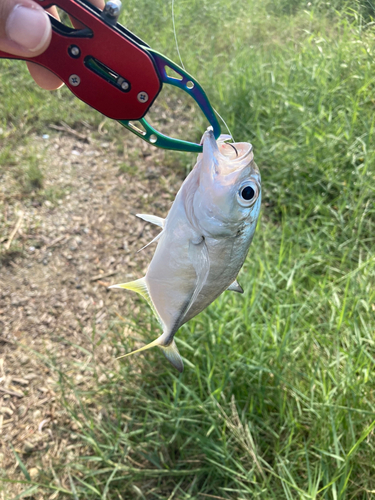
[0,0,162,121]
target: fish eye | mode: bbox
[241,185,255,200]
[237,181,259,207]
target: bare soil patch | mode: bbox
[0,125,187,498]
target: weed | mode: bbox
[118,162,136,174]
[24,163,44,191]
[43,186,67,204]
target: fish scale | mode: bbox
[110,128,261,372]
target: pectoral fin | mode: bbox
[182,236,210,320]
[136,213,165,228]
[227,280,244,294]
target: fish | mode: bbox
[109,128,261,372]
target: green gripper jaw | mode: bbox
[119,50,221,153]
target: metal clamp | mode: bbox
[120,50,221,152]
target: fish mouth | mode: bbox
[202,127,219,154]
[201,127,253,165]
[219,141,253,164]
[200,128,221,177]
[200,127,256,181]
[202,126,215,140]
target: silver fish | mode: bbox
[110,128,261,372]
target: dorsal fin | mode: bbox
[136,213,165,228]
[109,277,163,327]
[137,231,163,253]
[227,280,244,294]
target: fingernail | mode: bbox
[6,4,50,52]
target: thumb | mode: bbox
[0,0,51,57]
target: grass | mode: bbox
[1,0,375,498]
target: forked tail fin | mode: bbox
[116,335,164,359]
[109,278,184,372]
[115,336,184,373]
[160,340,184,373]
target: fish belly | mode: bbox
[182,235,251,324]
[146,226,197,334]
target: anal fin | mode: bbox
[227,280,244,294]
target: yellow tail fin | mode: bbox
[116,336,163,360]
[160,339,184,373]
[116,337,184,373]
[110,278,183,372]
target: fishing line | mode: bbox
[172,0,186,71]
[212,108,235,144]
[171,0,236,143]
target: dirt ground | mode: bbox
[0,118,190,498]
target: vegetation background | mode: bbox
[1,0,375,498]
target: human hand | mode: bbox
[0,0,104,90]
